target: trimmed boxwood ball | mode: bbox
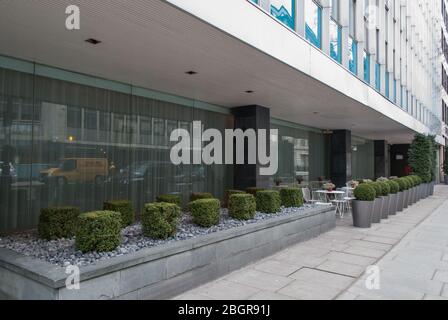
[256,190,281,214]
[368,182,382,198]
[387,180,400,194]
[395,178,406,191]
[399,177,410,190]
[142,202,181,239]
[280,188,304,208]
[190,192,213,202]
[189,198,220,227]
[156,194,181,206]
[377,181,390,196]
[75,211,122,253]
[224,190,245,208]
[38,206,80,240]
[354,184,376,201]
[246,187,265,196]
[103,200,134,227]
[228,194,256,220]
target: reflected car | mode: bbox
[40,158,109,185]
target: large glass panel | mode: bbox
[349,37,358,74]
[270,0,296,29]
[375,63,381,91]
[0,67,233,232]
[270,123,328,186]
[329,19,342,63]
[351,136,374,180]
[305,0,322,48]
[385,72,390,98]
[364,51,370,83]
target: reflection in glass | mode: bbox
[329,19,342,63]
[305,0,322,48]
[270,0,295,29]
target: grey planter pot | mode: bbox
[402,190,409,209]
[430,182,435,196]
[445,175,448,185]
[397,192,404,212]
[389,193,397,215]
[372,198,383,223]
[352,200,374,228]
[410,187,416,205]
[381,196,390,219]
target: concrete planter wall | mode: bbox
[0,206,335,300]
[389,193,398,215]
[352,200,373,228]
[396,192,404,212]
[402,190,409,209]
[381,196,390,219]
[372,198,383,223]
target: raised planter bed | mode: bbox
[0,206,335,300]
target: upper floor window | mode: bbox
[270,0,296,30]
[364,51,370,83]
[330,19,342,63]
[349,37,358,74]
[305,0,322,48]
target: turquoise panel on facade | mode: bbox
[349,38,358,75]
[363,52,370,83]
[305,0,322,48]
[270,0,296,30]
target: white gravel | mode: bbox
[0,205,316,267]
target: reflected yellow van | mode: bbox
[40,158,108,185]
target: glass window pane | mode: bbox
[330,19,342,63]
[349,37,358,74]
[305,0,322,48]
[270,0,295,29]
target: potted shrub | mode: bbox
[377,181,391,219]
[274,177,283,187]
[295,175,304,185]
[394,178,405,212]
[352,184,376,228]
[386,180,400,215]
[323,182,336,192]
[368,182,383,223]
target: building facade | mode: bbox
[0,0,445,232]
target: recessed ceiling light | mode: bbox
[185,71,198,75]
[313,111,319,115]
[85,38,101,45]
[245,90,254,94]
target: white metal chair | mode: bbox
[331,191,348,218]
[313,190,333,207]
[302,188,319,205]
[342,187,355,213]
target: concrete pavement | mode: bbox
[174,185,448,300]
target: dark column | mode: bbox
[390,144,410,177]
[374,140,389,179]
[330,130,352,188]
[231,105,270,190]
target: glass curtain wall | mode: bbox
[0,67,233,232]
[271,122,328,185]
[270,0,296,30]
[305,0,322,48]
[351,136,374,180]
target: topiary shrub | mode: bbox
[224,190,245,208]
[246,187,266,196]
[38,206,80,240]
[142,202,181,239]
[395,178,406,191]
[228,194,256,220]
[368,182,382,198]
[189,198,220,227]
[377,181,390,196]
[354,184,376,201]
[156,194,182,206]
[405,176,415,188]
[408,133,432,183]
[75,211,122,253]
[280,188,304,208]
[190,192,213,202]
[400,177,411,190]
[256,190,281,214]
[387,180,399,194]
[103,200,134,227]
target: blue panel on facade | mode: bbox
[385,72,390,98]
[271,0,296,30]
[329,19,342,63]
[349,38,358,74]
[305,0,322,48]
[375,63,381,91]
[364,52,370,83]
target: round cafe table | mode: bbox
[316,190,345,203]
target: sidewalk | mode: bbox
[174,185,448,300]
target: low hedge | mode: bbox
[387,180,400,194]
[156,194,182,206]
[354,184,376,201]
[246,187,265,196]
[256,190,281,214]
[103,200,134,227]
[224,190,245,208]
[280,188,304,208]
[38,206,80,240]
[377,181,391,197]
[228,194,256,220]
[190,192,214,202]
[75,211,122,253]
[189,198,220,227]
[142,202,181,239]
